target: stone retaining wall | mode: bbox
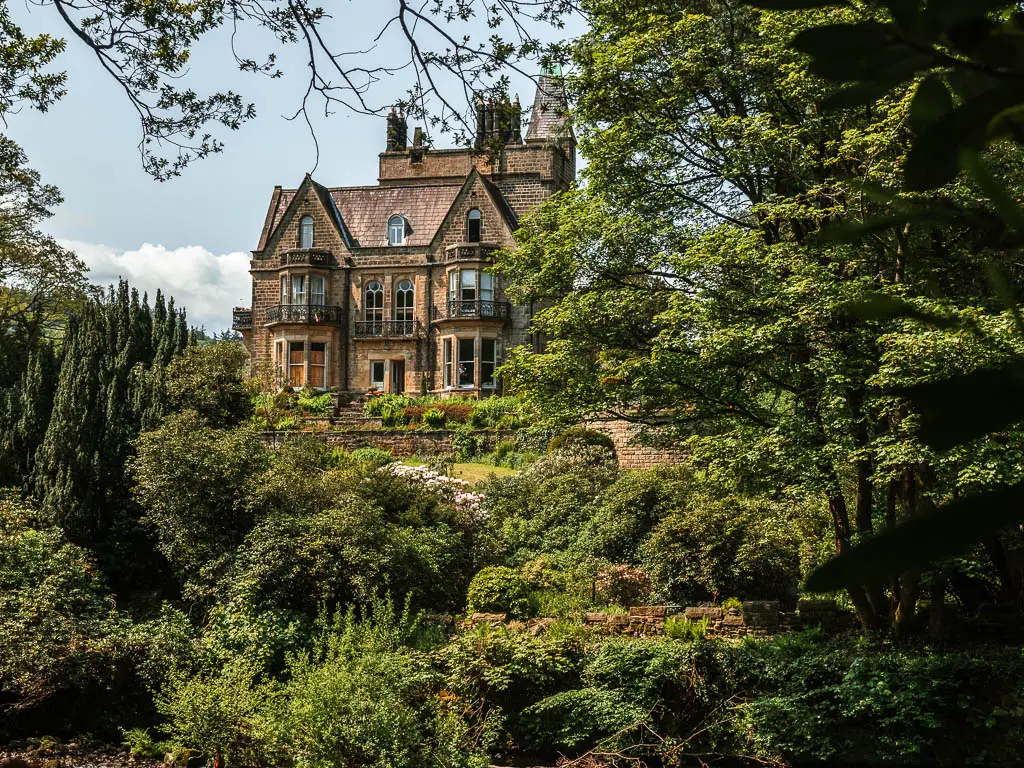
[582,418,687,470]
[464,600,854,639]
[261,428,516,458]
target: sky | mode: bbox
[5,3,581,332]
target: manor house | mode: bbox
[232,71,573,395]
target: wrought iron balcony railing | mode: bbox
[353,319,424,338]
[432,299,511,321]
[232,307,253,329]
[280,248,333,267]
[264,304,342,325]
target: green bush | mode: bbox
[296,389,332,416]
[350,447,395,467]
[520,688,646,752]
[363,393,412,417]
[467,566,533,618]
[664,616,708,641]
[548,427,617,457]
[422,408,447,429]
[641,493,806,605]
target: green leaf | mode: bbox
[792,22,891,60]
[841,294,967,329]
[744,0,849,7]
[895,364,1024,450]
[817,211,957,242]
[824,76,910,109]
[909,74,953,131]
[806,483,1024,592]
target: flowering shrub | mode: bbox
[595,564,653,606]
[384,463,484,522]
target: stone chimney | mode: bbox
[386,107,408,151]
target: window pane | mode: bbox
[458,337,475,388]
[371,361,385,389]
[311,276,326,305]
[443,339,452,388]
[461,269,476,302]
[467,209,481,242]
[481,338,496,388]
[292,275,306,304]
[448,271,457,298]
[480,272,494,302]
[300,216,314,249]
[280,276,288,304]
[289,341,305,386]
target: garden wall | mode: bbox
[260,428,516,458]
[583,418,687,470]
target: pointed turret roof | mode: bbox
[525,67,571,143]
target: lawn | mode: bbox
[403,458,516,486]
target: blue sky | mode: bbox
[5,3,580,331]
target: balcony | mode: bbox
[440,243,500,263]
[432,299,511,322]
[280,248,334,267]
[264,304,342,325]
[353,319,424,338]
[232,307,252,330]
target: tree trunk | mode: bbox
[929,574,946,641]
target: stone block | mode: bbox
[684,606,723,621]
[470,612,506,624]
[585,612,609,624]
[742,601,780,628]
[629,605,667,619]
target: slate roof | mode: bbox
[525,73,570,142]
[259,182,465,250]
[330,184,463,248]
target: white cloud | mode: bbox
[62,239,251,333]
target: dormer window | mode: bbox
[300,216,314,249]
[388,215,407,246]
[467,208,482,242]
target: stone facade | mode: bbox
[234,74,574,397]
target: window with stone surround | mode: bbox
[457,337,475,388]
[388,215,407,246]
[370,360,385,390]
[481,338,497,388]
[443,339,452,388]
[289,341,305,387]
[309,342,326,388]
[311,275,326,306]
[467,208,482,242]
[395,279,414,321]
[365,280,383,322]
[291,275,307,305]
[300,216,314,249]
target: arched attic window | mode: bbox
[300,215,314,249]
[467,208,482,243]
[388,215,408,246]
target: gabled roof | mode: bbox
[430,168,520,249]
[256,173,354,251]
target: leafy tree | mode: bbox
[497,0,1024,630]
[29,281,188,589]
[0,492,131,727]
[162,341,252,428]
[131,411,269,590]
